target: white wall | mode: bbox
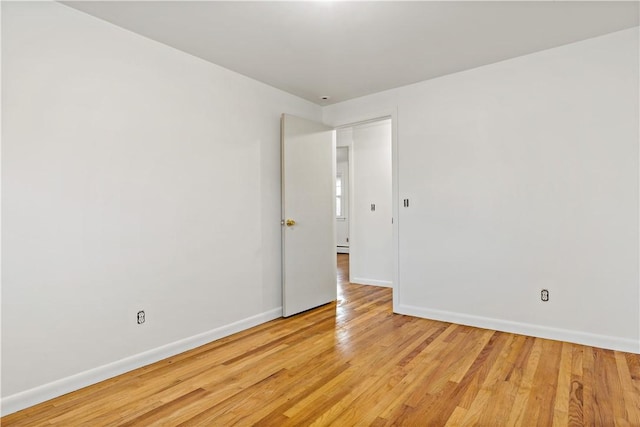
[1,1,322,412]
[324,27,640,352]
[338,121,393,286]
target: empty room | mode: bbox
[2,1,639,425]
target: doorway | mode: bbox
[336,118,393,288]
[336,147,350,254]
[281,113,396,318]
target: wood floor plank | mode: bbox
[444,405,468,426]
[568,345,585,427]
[615,351,640,425]
[474,335,529,426]
[595,347,626,425]
[582,346,597,426]
[3,254,639,426]
[522,339,563,426]
[552,341,574,427]
[505,338,544,426]
[460,334,518,426]
[452,331,512,411]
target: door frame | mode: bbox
[335,145,351,254]
[331,109,399,312]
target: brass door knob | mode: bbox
[285,219,296,226]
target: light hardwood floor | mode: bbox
[3,254,639,426]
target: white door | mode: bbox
[281,114,337,317]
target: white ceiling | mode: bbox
[62,1,639,105]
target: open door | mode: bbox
[281,114,337,317]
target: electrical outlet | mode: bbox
[137,310,145,324]
[541,289,549,302]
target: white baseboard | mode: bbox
[1,307,283,416]
[337,247,350,254]
[351,277,393,288]
[396,303,639,354]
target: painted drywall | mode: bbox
[324,27,640,352]
[338,122,393,286]
[1,1,322,412]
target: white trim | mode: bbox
[352,278,393,288]
[1,308,283,416]
[337,247,350,254]
[396,304,639,354]
[390,109,399,312]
